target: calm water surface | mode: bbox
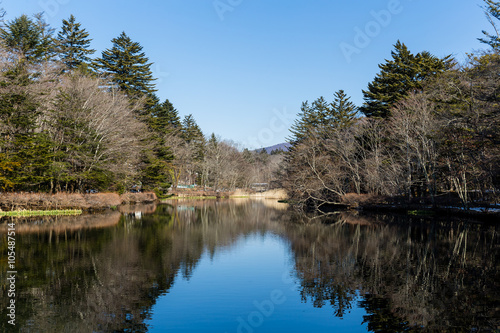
[0,199,498,332]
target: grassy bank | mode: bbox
[0,209,83,217]
[0,192,157,211]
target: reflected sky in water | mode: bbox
[146,233,368,333]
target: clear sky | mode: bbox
[2,0,491,149]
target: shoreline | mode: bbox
[0,190,286,212]
[0,192,157,212]
[356,204,500,223]
[1,190,497,222]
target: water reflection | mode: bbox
[283,212,500,331]
[0,200,498,332]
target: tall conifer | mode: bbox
[0,14,54,62]
[360,41,451,118]
[181,114,205,160]
[57,15,95,70]
[329,90,358,129]
[149,99,182,135]
[181,114,204,145]
[289,91,358,146]
[95,31,156,99]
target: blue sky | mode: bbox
[2,0,490,149]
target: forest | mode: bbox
[0,1,499,211]
[0,11,282,195]
[280,2,500,210]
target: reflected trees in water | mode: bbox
[0,200,498,332]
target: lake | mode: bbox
[0,199,498,332]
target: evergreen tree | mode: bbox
[141,98,182,188]
[0,14,55,62]
[289,90,358,145]
[0,154,19,190]
[360,41,451,118]
[57,14,95,70]
[94,31,156,100]
[479,0,500,49]
[181,114,204,145]
[33,13,57,60]
[289,97,329,145]
[329,90,358,129]
[140,103,192,191]
[0,79,53,190]
[207,132,218,149]
[181,114,205,161]
[148,98,182,135]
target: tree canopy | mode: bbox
[0,13,54,61]
[479,0,500,49]
[289,90,358,146]
[57,14,95,70]
[360,41,451,118]
[94,31,156,99]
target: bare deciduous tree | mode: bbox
[41,74,147,191]
[389,92,440,204]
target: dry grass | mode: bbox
[0,192,157,211]
[248,189,288,200]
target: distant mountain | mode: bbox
[256,142,291,154]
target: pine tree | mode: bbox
[289,97,329,145]
[0,80,53,190]
[138,97,175,191]
[0,154,19,190]
[148,99,182,135]
[207,132,218,150]
[57,15,95,70]
[479,0,500,49]
[360,41,451,118]
[288,91,358,145]
[329,90,358,129]
[181,114,204,144]
[181,114,205,161]
[147,98,182,176]
[0,14,55,62]
[94,31,156,100]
